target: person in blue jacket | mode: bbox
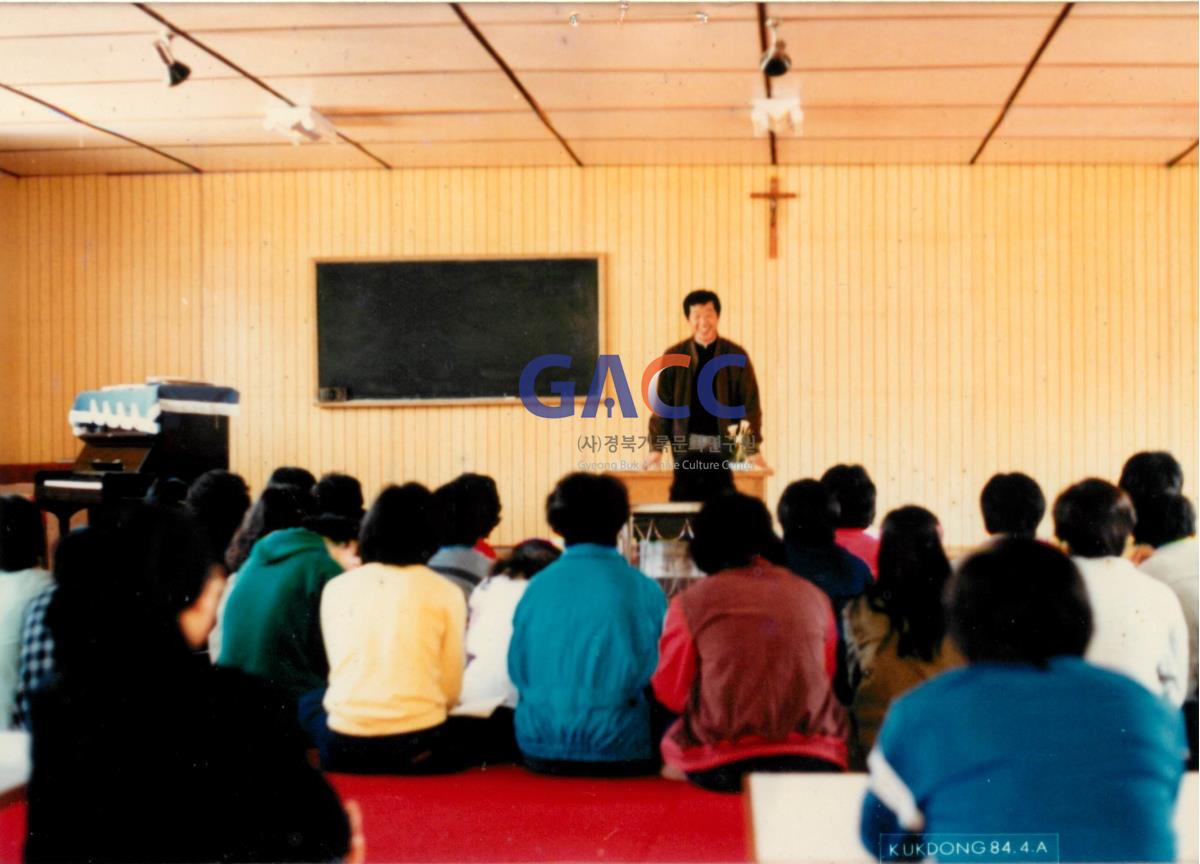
[860,537,1188,863]
[508,472,667,775]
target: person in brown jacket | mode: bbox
[651,493,848,793]
[645,290,768,501]
[843,506,963,769]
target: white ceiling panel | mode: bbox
[999,105,1199,139]
[777,137,977,163]
[100,117,288,146]
[0,33,233,86]
[192,27,498,77]
[793,106,995,137]
[150,3,461,31]
[778,67,1021,107]
[0,87,75,123]
[22,79,283,122]
[0,4,154,37]
[266,73,528,114]
[979,137,1193,164]
[521,71,765,109]
[333,112,553,143]
[775,15,1056,68]
[159,142,382,172]
[553,108,752,139]
[1071,2,1197,17]
[1019,66,1199,106]
[573,138,771,164]
[461,4,757,24]
[1040,15,1199,65]
[369,140,576,167]
[0,122,118,151]
[473,19,760,71]
[0,146,192,176]
[768,3,1061,19]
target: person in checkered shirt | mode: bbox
[13,526,115,730]
[2,495,52,729]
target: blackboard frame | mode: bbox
[312,254,605,407]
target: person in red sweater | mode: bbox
[821,464,880,576]
[651,493,848,793]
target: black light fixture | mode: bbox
[760,18,790,78]
[153,32,191,88]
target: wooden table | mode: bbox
[609,468,769,505]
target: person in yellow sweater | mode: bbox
[300,483,469,774]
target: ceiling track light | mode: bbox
[760,18,790,78]
[153,31,191,88]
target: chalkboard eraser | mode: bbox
[319,386,349,403]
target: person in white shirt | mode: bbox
[0,495,52,728]
[1136,492,1199,768]
[1053,479,1189,707]
[459,539,560,714]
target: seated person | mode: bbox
[26,504,352,864]
[777,479,872,619]
[861,538,1188,864]
[843,507,963,766]
[457,539,561,762]
[306,483,469,774]
[820,464,880,576]
[313,472,367,523]
[652,493,848,793]
[217,509,355,703]
[979,471,1045,540]
[268,464,318,496]
[1136,492,1199,767]
[1054,479,1188,705]
[429,473,503,599]
[0,495,51,728]
[184,469,252,573]
[508,473,666,775]
[1119,451,1184,563]
[12,526,112,731]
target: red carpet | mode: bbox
[327,767,749,862]
[0,768,749,863]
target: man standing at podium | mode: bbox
[645,290,767,501]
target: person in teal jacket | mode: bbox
[508,473,667,775]
[218,521,354,701]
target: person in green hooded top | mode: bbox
[218,486,360,704]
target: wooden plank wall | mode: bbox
[1,165,1195,548]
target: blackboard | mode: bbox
[316,258,600,402]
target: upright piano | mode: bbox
[35,381,240,534]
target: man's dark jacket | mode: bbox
[647,336,763,453]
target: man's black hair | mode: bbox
[268,466,317,494]
[359,483,441,566]
[819,464,876,528]
[1133,493,1196,549]
[0,495,46,572]
[313,472,365,521]
[185,469,251,566]
[682,290,721,317]
[980,472,1046,538]
[1119,451,1184,502]
[545,473,629,547]
[1053,478,1136,558]
[434,473,502,547]
[776,479,838,546]
[690,492,779,574]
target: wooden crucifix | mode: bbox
[750,176,796,259]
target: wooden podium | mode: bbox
[609,467,769,505]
